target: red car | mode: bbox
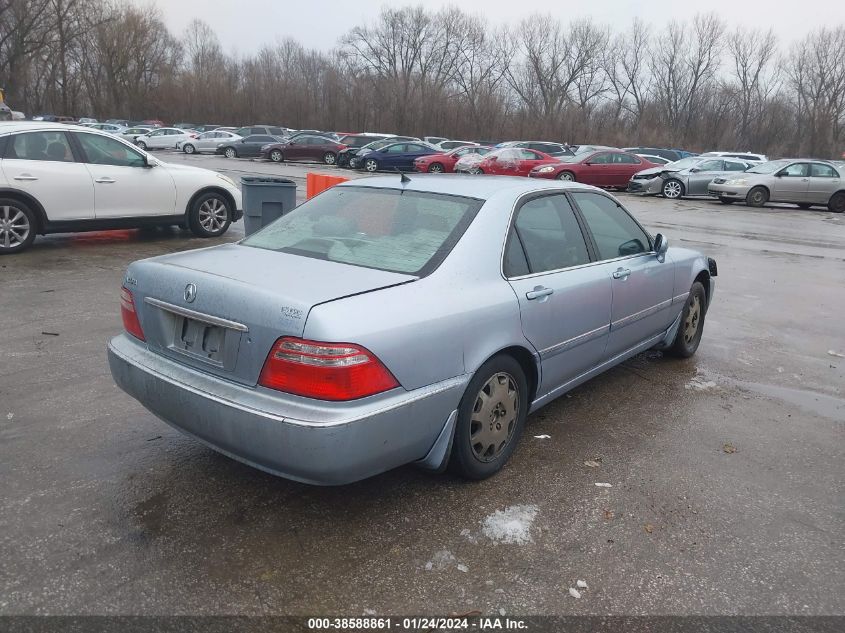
[413,145,491,173]
[474,147,559,176]
[528,150,659,187]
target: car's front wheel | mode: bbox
[449,355,528,480]
[224,147,237,159]
[0,198,37,255]
[269,149,284,163]
[364,158,379,172]
[428,162,444,173]
[662,179,684,199]
[557,171,575,181]
[136,141,147,151]
[667,281,707,358]
[183,143,195,154]
[188,192,232,238]
[746,186,768,208]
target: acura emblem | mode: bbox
[184,283,197,303]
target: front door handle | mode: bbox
[13,174,38,181]
[612,268,631,280]
[526,286,554,300]
[94,177,116,184]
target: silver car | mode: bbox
[708,159,845,212]
[178,130,242,154]
[108,177,717,485]
[630,157,753,199]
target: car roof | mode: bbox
[338,174,602,200]
[0,121,111,135]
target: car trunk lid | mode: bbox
[126,244,415,386]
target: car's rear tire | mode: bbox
[448,355,529,480]
[667,281,707,358]
[557,171,575,181]
[746,186,768,207]
[224,147,237,159]
[718,197,734,204]
[797,203,812,209]
[364,158,379,172]
[323,152,337,165]
[136,141,147,151]
[183,143,196,154]
[662,179,684,199]
[187,192,232,238]
[828,192,845,213]
[0,198,37,255]
[270,149,284,163]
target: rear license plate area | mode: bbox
[170,316,237,369]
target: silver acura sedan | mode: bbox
[108,176,717,485]
[708,159,845,211]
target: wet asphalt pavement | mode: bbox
[1,154,843,617]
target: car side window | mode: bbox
[7,131,75,162]
[697,159,724,171]
[75,133,146,167]
[781,163,808,177]
[503,232,530,277]
[810,163,837,178]
[573,192,651,260]
[589,153,611,164]
[724,161,748,171]
[615,153,640,164]
[269,127,284,135]
[509,194,590,275]
[386,144,407,153]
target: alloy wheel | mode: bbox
[428,163,443,173]
[184,144,195,154]
[0,204,31,250]
[197,197,228,233]
[324,152,336,165]
[469,372,519,463]
[558,171,574,181]
[365,159,378,172]
[683,294,701,344]
[270,150,283,162]
[663,180,683,198]
[224,148,236,159]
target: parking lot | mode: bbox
[1,153,844,616]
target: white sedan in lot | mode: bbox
[176,130,242,154]
[135,127,198,151]
[0,122,242,254]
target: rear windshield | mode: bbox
[342,135,382,147]
[242,186,484,276]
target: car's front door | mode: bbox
[807,163,841,204]
[283,137,309,161]
[505,193,612,394]
[571,191,674,359]
[0,130,95,221]
[582,152,613,185]
[72,132,176,219]
[686,159,725,195]
[772,162,809,202]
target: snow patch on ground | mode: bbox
[481,505,538,545]
[685,370,718,391]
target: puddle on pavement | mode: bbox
[736,381,845,421]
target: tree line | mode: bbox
[2,0,844,158]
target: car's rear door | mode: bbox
[807,162,841,204]
[614,153,647,187]
[1,130,95,221]
[571,191,674,359]
[505,193,612,394]
[772,162,810,202]
[72,131,176,219]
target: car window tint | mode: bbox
[810,163,837,178]
[781,163,808,177]
[697,159,724,171]
[512,195,590,274]
[7,131,74,162]
[242,187,483,276]
[75,133,145,167]
[386,144,407,153]
[589,153,611,165]
[269,127,284,135]
[616,153,640,164]
[573,192,650,260]
[503,231,530,277]
[724,161,748,171]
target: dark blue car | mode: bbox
[355,141,439,173]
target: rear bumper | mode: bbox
[107,335,467,485]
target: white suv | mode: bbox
[0,122,242,254]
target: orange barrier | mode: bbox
[306,173,349,199]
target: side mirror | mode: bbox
[143,155,155,168]
[774,172,784,177]
[654,233,669,260]
[689,167,700,173]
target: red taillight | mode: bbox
[258,337,399,401]
[120,286,145,341]
[337,144,347,150]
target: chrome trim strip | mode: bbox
[144,297,249,332]
[539,324,609,358]
[672,292,690,304]
[611,298,673,330]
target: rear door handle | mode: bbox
[94,177,116,184]
[526,286,554,300]
[13,174,38,181]
[612,268,631,280]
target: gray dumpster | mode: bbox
[241,177,297,236]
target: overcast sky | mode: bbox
[133,0,831,55]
